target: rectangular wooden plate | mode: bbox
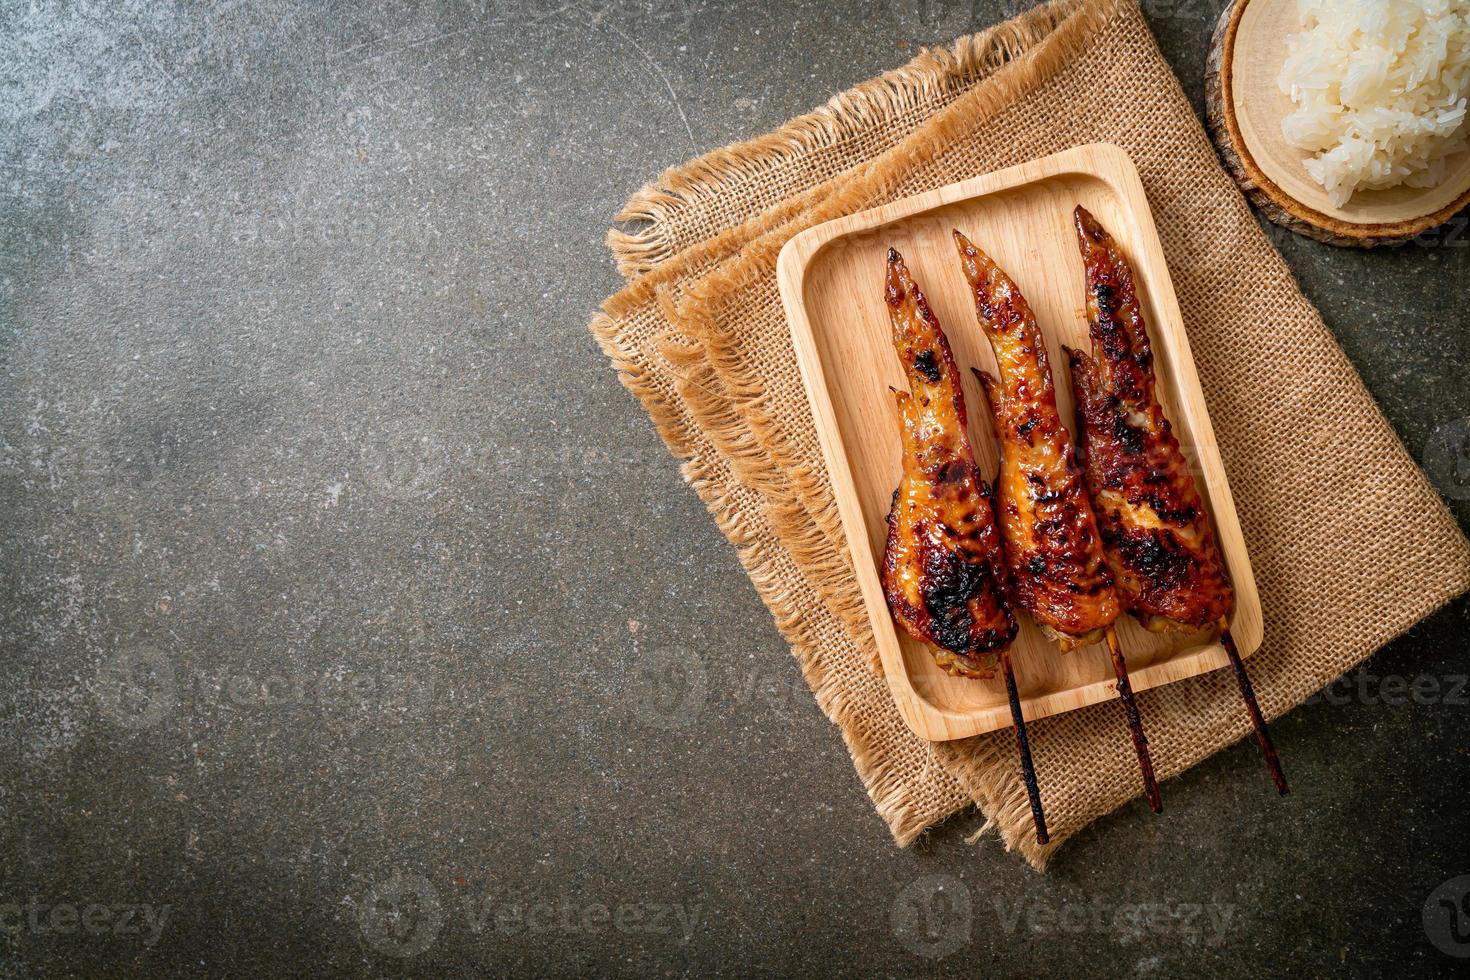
[776,143,1262,742]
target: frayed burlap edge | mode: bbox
[585,309,966,845]
[662,0,1130,868]
[664,0,1123,590]
[591,0,1126,854]
[607,0,1097,277]
[634,0,1470,869]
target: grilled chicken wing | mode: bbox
[881,248,1017,677]
[953,230,1120,651]
[1064,206,1232,632]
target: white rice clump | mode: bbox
[1278,0,1470,207]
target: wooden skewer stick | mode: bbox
[999,650,1049,845]
[1104,628,1163,813]
[1216,616,1290,795]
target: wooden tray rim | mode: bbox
[776,142,1263,742]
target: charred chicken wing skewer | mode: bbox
[952,230,1120,649]
[1065,205,1287,794]
[954,230,1162,814]
[880,248,1017,673]
[879,248,1048,843]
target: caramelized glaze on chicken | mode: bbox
[953,230,1120,651]
[1064,206,1232,632]
[881,248,1017,677]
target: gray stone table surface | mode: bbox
[3,0,1469,976]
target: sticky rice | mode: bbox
[1278,0,1470,206]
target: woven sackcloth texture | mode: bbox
[590,0,1470,869]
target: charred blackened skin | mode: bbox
[1106,527,1193,598]
[921,546,1003,652]
[879,247,1017,677]
[1065,206,1232,631]
[1071,207,1289,795]
[1111,414,1145,456]
[952,228,1120,651]
[913,350,942,382]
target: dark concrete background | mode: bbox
[2,0,1468,976]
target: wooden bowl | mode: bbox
[1205,0,1470,247]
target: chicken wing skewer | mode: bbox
[879,248,1048,843]
[1065,205,1287,794]
[954,229,1162,815]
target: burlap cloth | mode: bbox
[590,0,1470,869]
